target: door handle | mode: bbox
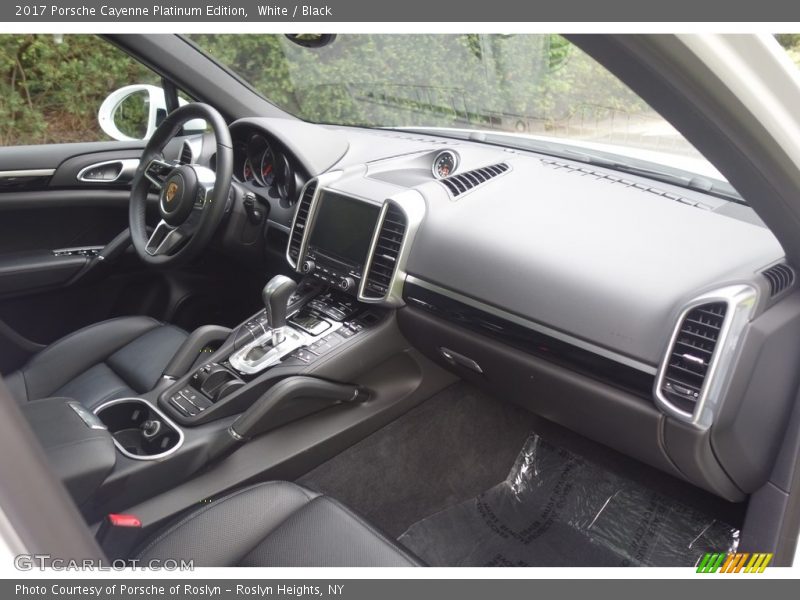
[77,159,140,183]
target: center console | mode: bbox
[161,280,386,424]
[34,178,436,531]
[158,186,394,426]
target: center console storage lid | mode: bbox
[22,397,116,506]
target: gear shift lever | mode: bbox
[262,275,297,345]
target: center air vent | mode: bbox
[440,162,509,197]
[361,203,407,299]
[761,263,795,297]
[179,142,193,165]
[287,180,317,267]
[660,302,727,413]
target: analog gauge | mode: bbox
[242,158,255,182]
[432,150,459,179]
[246,134,269,186]
[274,152,297,204]
[259,147,276,187]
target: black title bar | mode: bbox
[3,0,800,22]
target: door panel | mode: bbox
[0,139,186,373]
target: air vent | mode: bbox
[179,142,193,165]
[440,162,509,197]
[288,180,317,266]
[362,203,407,299]
[661,302,727,412]
[762,263,795,297]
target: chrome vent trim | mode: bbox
[439,162,510,197]
[660,302,726,410]
[285,171,342,270]
[287,180,316,268]
[761,262,795,298]
[358,190,426,307]
[654,285,758,429]
[360,203,407,300]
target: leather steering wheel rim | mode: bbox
[129,103,233,266]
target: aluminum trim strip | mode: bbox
[0,169,55,178]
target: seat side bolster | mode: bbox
[14,316,162,401]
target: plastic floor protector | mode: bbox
[398,435,740,567]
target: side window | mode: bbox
[0,34,160,146]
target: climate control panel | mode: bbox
[302,250,361,294]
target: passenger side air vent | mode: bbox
[179,142,193,165]
[660,302,727,412]
[362,203,407,299]
[761,263,795,297]
[288,180,317,266]
[440,162,510,197]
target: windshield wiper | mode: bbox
[394,127,746,206]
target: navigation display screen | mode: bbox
[308,192,380,264]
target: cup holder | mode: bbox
[94,398,183,460]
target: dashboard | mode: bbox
[191,116,800,503]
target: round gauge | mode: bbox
[432,150,459,179]
[246,134,269,187]
[274,152,297,204]
[242,158,255,182]
[259,147,276,187]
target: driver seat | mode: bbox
[4,317,187,410]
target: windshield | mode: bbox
[189,34,719,179]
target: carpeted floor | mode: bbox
[297,381,746,548]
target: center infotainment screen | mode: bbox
[308,192,381,264]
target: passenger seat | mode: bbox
[134,481,421,567]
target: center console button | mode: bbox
[322,332,343,348]
[169,394,197,417]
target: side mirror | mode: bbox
[98,84,207,142]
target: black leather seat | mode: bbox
[5,316,187,409]
[136,481,421,567]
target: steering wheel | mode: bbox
[129,103,233,266]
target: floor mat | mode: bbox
[398,435,740,567]
[298,382,541,537]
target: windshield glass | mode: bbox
[189,34,719,178]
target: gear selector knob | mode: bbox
[262,275,297,345]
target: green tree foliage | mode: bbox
[0,34,156,145]
[190,33,650,133]
[1,34,800,147]
[776,34,800,66]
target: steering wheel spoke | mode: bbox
[193,181,216,211]
[145,219,192,257]
[144,158,175,190]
